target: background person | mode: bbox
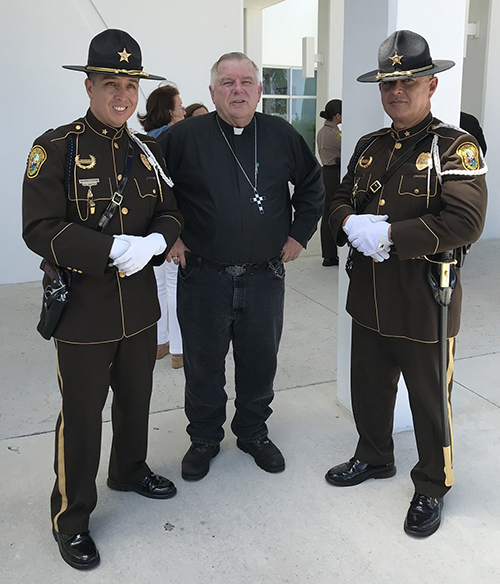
[22,29,183,570]
[184,102,209,118]
[138,84,185,367]
[317,99,342,266]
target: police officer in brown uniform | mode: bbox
[22,29,183,569]
[325,30,487,537]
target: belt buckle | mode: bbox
[112,192,123,205]
[369,180,382,193]
[226,265,246,277]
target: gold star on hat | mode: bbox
[118,48,131,62]
[389,52,403,66]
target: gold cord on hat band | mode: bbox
[86,66,149,77]
[376,63,434,81]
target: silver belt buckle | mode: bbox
[226,265,246,277]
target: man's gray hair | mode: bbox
[210,52,259,86]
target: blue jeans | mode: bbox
[177,252,285,445]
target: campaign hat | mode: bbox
[63,29,165,81]
[357,30,455,83]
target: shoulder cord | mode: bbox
[127,128,174,188]
[349,134,380,174]
[65,133,76,195]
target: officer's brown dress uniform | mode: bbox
[328,112,487,498]
[22,109,183,534]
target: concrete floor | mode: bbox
[2,235,500,584]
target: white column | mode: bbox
[338,0,469,431]
[244,7,264,69]
[316,0,344,150]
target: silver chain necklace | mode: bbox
[216,114,266,214]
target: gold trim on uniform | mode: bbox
[416,152,431,171]
[456,142,479,171]
[75,154,97,170]
[27,145,47,178]
[359,156,373,168]
[140,153,152,171]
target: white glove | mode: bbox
[112,233,167,276]
[349,221,392,262]
[343,214,389,238]
[109,236,131,260]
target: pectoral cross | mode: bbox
[250,190,266,214]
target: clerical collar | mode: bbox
[233,127,244,135]
[391,112,434,141]
[84,109,126,140]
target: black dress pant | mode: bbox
[351,321,455,499]
[51,325,157,534]
[320,164,340,259]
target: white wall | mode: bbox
[2,0,244,285]
[262,0,318,66]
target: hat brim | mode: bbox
[62,65,165,81]
[357,60,455,83]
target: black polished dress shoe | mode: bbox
[182,443,220,481]
[322,257,339,267]
[107,472,177,499]
[404,493,443,537]
[53,528,100,570]
[325,458,396,486]
[236,437,285,473]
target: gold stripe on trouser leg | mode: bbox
[52,340,68,532]
[444,337,456,487]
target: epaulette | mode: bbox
[49,121,86,143]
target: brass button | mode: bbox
[152,189,156,194]
[114,143,119,149]
[108,262,114,268]
[117,174,122,181]
[75,125,81,130]
[395,142,402,149]
[414,189,420,194]
[379,199,386,206]
[119,271,126,278]
[122,207,129,215]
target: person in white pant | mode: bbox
[138,84,186,367]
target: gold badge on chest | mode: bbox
[75,154,97,170]
[140,153,152,171]
[359,156,373,169]
[416,152,431,171]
